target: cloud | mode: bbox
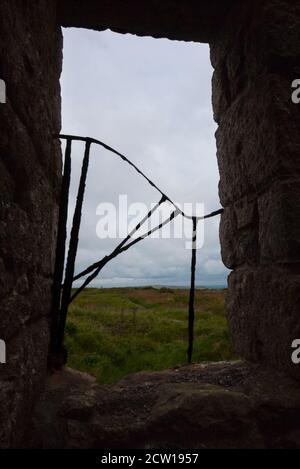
[204,259,228,276]
[61,28,229,288]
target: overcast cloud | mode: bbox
[61,28,230,288]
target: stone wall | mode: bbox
[1,0,299,449]
[0,0,62,447]
[58,0,237,43]
[211,0,300,377]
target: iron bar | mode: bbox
[187,216,198,364]
[56,140,92,350]
[55,134,224,221]
[69,209,180,304]
[72,195,166,282]
[50,133,224,367]
[49,138,72,361]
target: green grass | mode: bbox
[65,287,237,384]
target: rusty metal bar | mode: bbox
[56,134,224,221]
[69,208,180,304]
[56,140,92,351]
[187,216,198,364]
[49,138,72,363]
[50,133,223,368]
[72,195,166,282]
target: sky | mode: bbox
[61,28,230,288]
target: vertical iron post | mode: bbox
[187,216,197,364]
[49,138,72,363]
[56,139,92,353]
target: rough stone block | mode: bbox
[227,266,300,379]
[210,0,300,75]
[258,182,300,264]
[216,74,300,205]
[220,200,258,269]
[0,0,62,447]
[212,66,231,123]
[0,319,49,448]
[58,0,238,44]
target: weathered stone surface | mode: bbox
[0,0,62,448]
[211,66,231,124]
[146,383,262,448]
[210,1,300,76]
[258,182,300,264]
[30,364,300,449]
[215,75,299,206]
[58,0,238,43]
[59,389,97,421]
[227,266,300,379]
[220,199,259,269]
[1,0,300,449]
[212,0,300,205]
[245,1,300,77]
[0,319,50,447]
[212,0,300,377]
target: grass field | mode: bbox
[65,287,236,384]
